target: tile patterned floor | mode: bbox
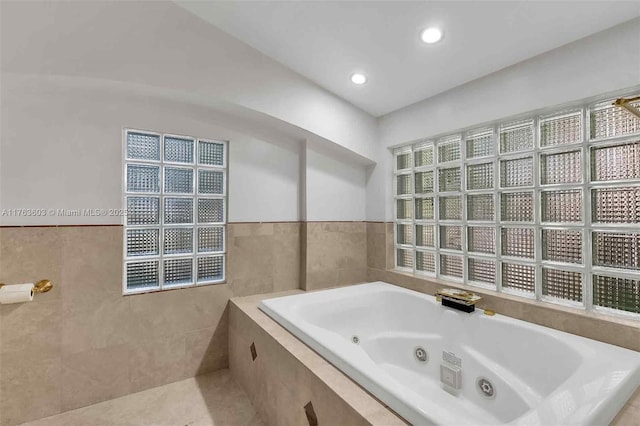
[20,369,263,426]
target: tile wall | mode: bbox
[302,222,367,291]
[3,219,637,425]
[0,220,367,425]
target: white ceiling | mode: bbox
[177,1,640,117]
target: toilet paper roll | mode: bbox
[0,283,34,304]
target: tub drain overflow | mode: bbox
[477,377,495,399]
[414,347,428,363]
[351,336,359,344]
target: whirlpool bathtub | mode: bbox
[259,282,640,425]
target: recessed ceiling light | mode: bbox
[351,73,367,85]
[421,27,443,44]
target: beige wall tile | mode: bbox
[129,335,187,393]
[385,222,395,269]
[59,226,123,313]
[229,330,275,425]
[303,222,367,290]
[273,223,300,292]
[0,353,61,425]
[228,224,276,296]
[1,299,62,358]
[336,267,367,285]
[0,227,63,303]
[304,270,338,290]
[186,284,234,331]
[61,344,131,411]
[0,220,373,424]
[184,316,229,376]
[366,222,387,270]
[127,288,199,341]
[61,298,132,355]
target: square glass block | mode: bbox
[415,198,434,220]
[198,170,224,195]
[500,157,533,188]
[164,228,193,255]
[199,140,225,166]
[540,150,582,185]
[439,196,462,220]
[414,171,434,194]
[591,142,640,182]
[468,258,496,286]
[164,258,193,287]
[127,132,160,161]
[126,260,159,290]
[501,228,534,259]
[541,190,582,223]
[438,140,461,163]
[164,198,193,224]
[198,227,224,253]
[540,111,582,147]
[466,128,494,158]
[396,198,413,220]
[440,254,463,278]
[592,187,640,223]
[593,232,640,270]
[500,121,534,153]
[590,98,640,140]
[468,227,495,254]
[127,197,160,225]
[439,167,461,192]
[467,194,494,221]
[396,151,412,171]
[542,229,582,264]
[126,229,159,257]
[396,174,412,196]
[127,164,160,193]
[414,143,434,167]
[164,167,194,194]
[466,162,494,190]
[164,136,194,164]
[197,255,224,283]
[396,223,413,245]
[502,263,535,294]
[542,268,582,302]
[440,226,462,251]
[501,192,533,222]
[593,275,640,314]
[415,224,435,247]
[396,248,413,269]
[198,198,225,223]
[416,251,436,273]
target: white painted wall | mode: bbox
[0,75,301,225]
[229,137,301,223]
[367,18,640,222]
[0,0,378,162]
[305,145,367,222]
[379,18,640,148]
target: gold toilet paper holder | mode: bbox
[0,279,54,294]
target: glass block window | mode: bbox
[124,130,227,293]
[393,91,640,317]
[468,258,496,287]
